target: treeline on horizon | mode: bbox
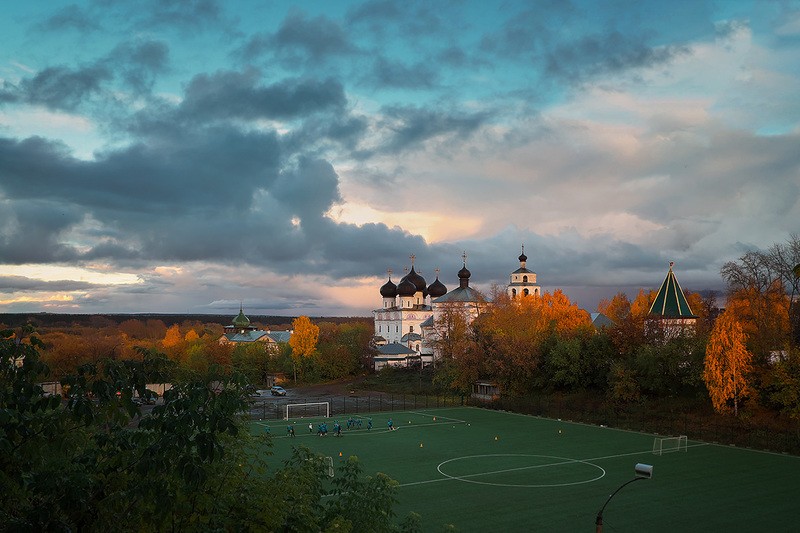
[0,313,369,329]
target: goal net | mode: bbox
[652,435,688,455]
[285,401,330,420]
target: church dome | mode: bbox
[406,266,427,293]
[397,276,416,297]
[380,278,397,297]
[519,251,527,262]
[427,276,447,298]
[232,307,250,328]
[458,265,471,280]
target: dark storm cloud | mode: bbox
[0,125,281,213]
[544,32,690,81]
[38,4,101,32]
[0,197,83,264]
[311,218,431,278]
[346,0,448,38]
[273,158,342,220]
[377,105,490,154]
[179,70,347,121]
[143,0,222,29]
[19,65,112,111]
[273,11,356,62]
[479,5,570,57]
[0,275,97,292]
[371,57,438,89]
[282,114,369,154]
[107,40,170,94]
[238,10,355,64]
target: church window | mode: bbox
[523,288,529,296]
[410,325,414,332]
[396,325,399,333]
[523,275,528,283]
[511,288,517,297]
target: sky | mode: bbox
[1,0,799,317]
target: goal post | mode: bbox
[285,401,330,420]
[652,435,688,455]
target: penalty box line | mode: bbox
[406,410,468,424]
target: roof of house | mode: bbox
[649,263,697,318]
[590,312,615,329]
[222,330,293,343]
[433,286,484,304]
[376,342,418,356]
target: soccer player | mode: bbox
[387,418,394,431]
[308,422,313,433]
[367,418,373,431]
[334,421,342,437]
[287,424,295,437]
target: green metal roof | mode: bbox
[649,263,696,318]
[232,307,250,327]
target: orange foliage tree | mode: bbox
[289,316,319,381]
[597,292,631,324]
[704,310,753,416]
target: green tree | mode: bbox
[1,328,414,531]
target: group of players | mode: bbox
[282,416,380,438]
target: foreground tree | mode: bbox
[1,327,414,532]
[703,311,753,416]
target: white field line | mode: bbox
[398,442,710,488]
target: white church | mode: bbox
[372,249,537,370]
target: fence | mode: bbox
[248,393,465,421]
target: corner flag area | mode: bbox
[251,407,800,531]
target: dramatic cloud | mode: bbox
[0,1,797,315]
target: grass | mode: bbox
[251,407,800,532]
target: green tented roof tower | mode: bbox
[649,262,696,318]
[232,304,251,328]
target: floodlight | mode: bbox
[634,463,653,479]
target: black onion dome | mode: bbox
[519,252,527,262]
[427,277,447,298]
[406,267,427,293]
[458,265,471,280]
[397,276,416,297]
[380,278,397,297]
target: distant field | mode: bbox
[251,407,800,532]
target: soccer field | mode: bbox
[252,407,800,532]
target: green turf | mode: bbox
[251,407,800,532]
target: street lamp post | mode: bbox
[595,464,653,533]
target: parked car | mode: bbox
[270,386,287,396]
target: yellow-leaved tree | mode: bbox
[162,324,183,349]
[289,316,319,382]
[703,310,753,416]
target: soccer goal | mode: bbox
[285,401,330,420]
[324,456,334,478]
[652,435,688,455]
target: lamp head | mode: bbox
[635,463,653,479]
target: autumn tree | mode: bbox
[597,292,631,324]
[704,310,754,416]
[289,316,319,382]
[162,324,183,349]
[722,249,791,362]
